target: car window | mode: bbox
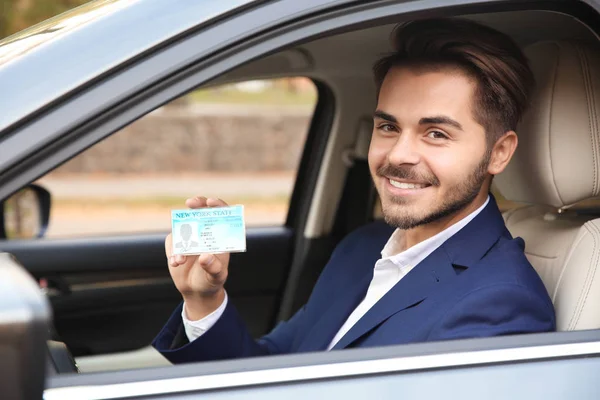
[34,78,317,237]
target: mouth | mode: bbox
[383,177,434,199]
[387,178,431,190]
[388,178,430,189]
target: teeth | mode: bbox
[389,179,426,189]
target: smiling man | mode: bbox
[153,18,555,363]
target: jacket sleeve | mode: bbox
[153,221,391,364]
[153,299,307,364]
[426,283,556,341]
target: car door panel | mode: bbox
[0,227,293,356]
[44,331,600,399]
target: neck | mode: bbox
[403,190,489,249]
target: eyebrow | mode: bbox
[419,116,463,131]
[374,111,463,131]
[373,110,397,123]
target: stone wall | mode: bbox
[54,105,313,174]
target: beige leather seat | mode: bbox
[495,41,600,331]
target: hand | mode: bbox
[166,197,230,320]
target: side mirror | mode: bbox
[0,253,51,399]
[0,184,51,239]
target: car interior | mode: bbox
[495,38,600,332]
[4,5,600,379]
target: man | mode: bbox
[153,18,555,363]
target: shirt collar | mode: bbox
[380,196,490,269]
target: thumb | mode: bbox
[197,253,222,276]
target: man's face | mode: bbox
[369,66,491,230]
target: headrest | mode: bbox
[495,41,600,208]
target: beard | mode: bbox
[377,151,491,230]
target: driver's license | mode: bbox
[171,205,246,255]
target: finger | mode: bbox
[167,256,179,268]
[165,233,174,257]
[197,254,222,275]
[174,254,187,265]
[206,197,229,207]
[186,196,208,209]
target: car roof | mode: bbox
[0,0,257,135]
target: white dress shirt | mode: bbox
[183,196,490,347]
[182,291,229,340]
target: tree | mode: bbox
[0,0,90,39]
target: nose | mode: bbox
[386,132,421,166]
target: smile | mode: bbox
[388,179,429,189]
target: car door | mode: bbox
[43,330,600,400]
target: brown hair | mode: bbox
[373,18,534,144]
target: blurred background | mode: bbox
[0,0,90,38]
[2,0,317,237]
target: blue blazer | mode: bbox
[153,196,555,363]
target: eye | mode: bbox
[426,130,449,140]
[377,123,398,134]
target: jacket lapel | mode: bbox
[295,222,394,352]
[296,271,373,352]
[332,195,511,350]
[331,248,454,350]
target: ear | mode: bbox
[487,131,518,175]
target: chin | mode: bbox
[382,207,418,229]
[383,214,422,230]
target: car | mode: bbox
[2,0,600,399]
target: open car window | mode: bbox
[30,79,317,238]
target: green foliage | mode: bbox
[0,0,90,39]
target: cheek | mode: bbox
[425,150,471,184]
[425,146,484,185]
[368,136,389,170]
